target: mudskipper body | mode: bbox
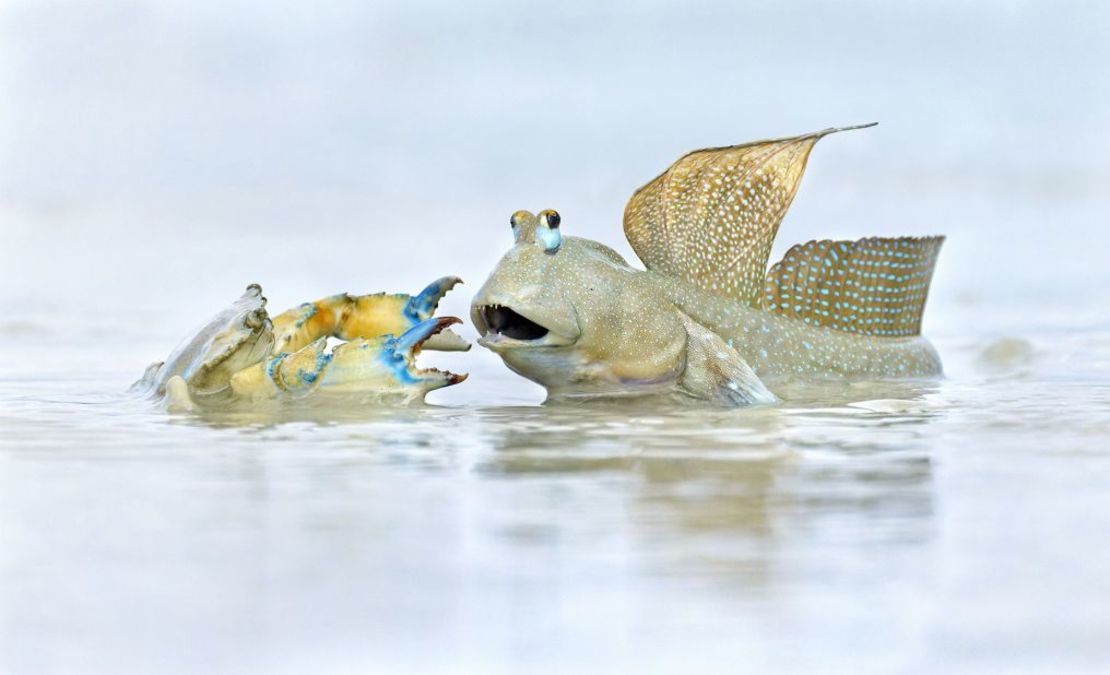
[471,125,944,405]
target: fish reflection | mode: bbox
[475,382,942,583]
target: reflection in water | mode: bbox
[146,376,945,588]
[153,373,944,595]
[472,384,938,587]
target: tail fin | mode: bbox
[763,236,944,337]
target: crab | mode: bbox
[133,277,469,410]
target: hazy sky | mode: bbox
[2,0,1107,318]
[4,1,1106,200]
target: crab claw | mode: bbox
[228,318,467,403]
[381,316,469,387]
[269,277,471,355]
[405,276,462,321]
[228,337,331,399]
[404,277,470,352]
[320,317,468,399]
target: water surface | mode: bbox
[2,304,1109,672]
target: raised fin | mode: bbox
[763,236,944,337]
[624,124,876,307]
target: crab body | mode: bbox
[134,278,468,410]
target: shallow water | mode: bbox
[3,302,1109,673]
[4,0,1110,672]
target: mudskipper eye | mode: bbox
[510,213,518,228]
[538,210,562,254]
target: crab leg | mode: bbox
[269,277,470,355]
[230,317,467,402]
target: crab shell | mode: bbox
[135,284,275,397]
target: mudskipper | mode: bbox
[471,125,944,405]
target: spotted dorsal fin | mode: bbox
[623,124,875,307]
[763,236,944,337]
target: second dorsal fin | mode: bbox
[623,124,875,307]
[763,236,944,337]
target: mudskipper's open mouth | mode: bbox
[478,304,550,341]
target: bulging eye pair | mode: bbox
[509,210,560,229]
[509,209,563,254]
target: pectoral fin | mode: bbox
[678,314,777,406]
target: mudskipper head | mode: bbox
[471,210,689,397]
[471,210,582,353]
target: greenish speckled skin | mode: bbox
[664,274,943,381]
[471,213,941,405]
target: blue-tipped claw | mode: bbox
[396,316,459,350]
[405,276,463,322]
[403,277,470,352]
[382,316,468,387]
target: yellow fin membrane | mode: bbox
[623,124,875,307]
